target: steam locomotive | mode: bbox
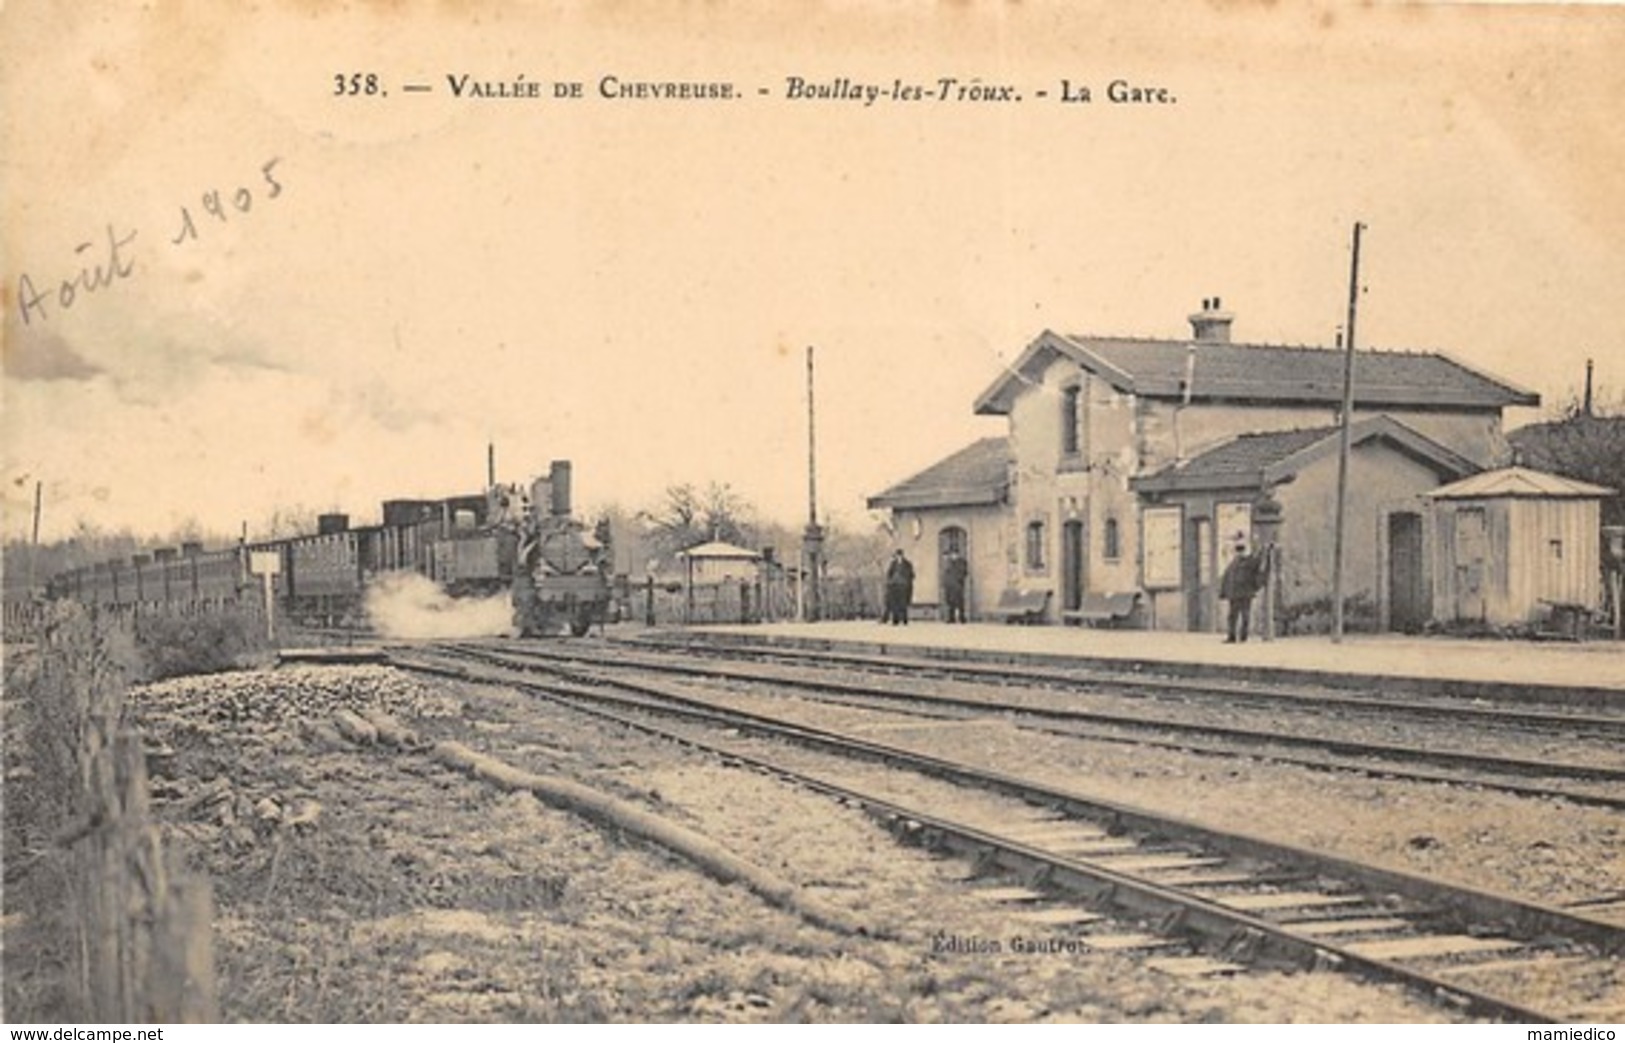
[38,460,611,637]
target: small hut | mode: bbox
[676,541,762,584]
[1428,466,1615,628]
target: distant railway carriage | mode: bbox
[36,459,610,636]
[42,543,248,614]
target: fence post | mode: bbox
[645,575,655,627]
[47,610,219,1023]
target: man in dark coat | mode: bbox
[1218,540,1268,643]
[942,551,969,623]
[883,549,916,625]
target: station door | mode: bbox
[1387,511,1428,632]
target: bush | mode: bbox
[133,609,266,680]
[1423,618,1537,640]
[1279,592,1379,636]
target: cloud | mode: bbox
[209,344,292,374]
[56,310,297,406]
[1,328,105,382]
[344,379,445,433]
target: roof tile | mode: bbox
[1079,337,1537,409]
[868,436,1010,509]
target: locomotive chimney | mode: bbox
[549,460,573,517]
[1187,296,1235,344]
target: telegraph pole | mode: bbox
[1331,221,1365,643]
[27,480,42,591]
[803,346,825,622]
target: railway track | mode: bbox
[431,638,1625,810]
[636,629,1625,713]
[632,631,1625,733]
[390,643,1625,1024]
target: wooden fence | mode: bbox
[36,607,217,1022]
[629,574,884,625]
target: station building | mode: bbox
[867,299,1587,633]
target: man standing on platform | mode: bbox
[942,550,969,623]
[1219,540,1267,643]
[883,549,915,625]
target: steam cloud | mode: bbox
[364,571,514,640]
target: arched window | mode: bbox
[1103,516,1121,561]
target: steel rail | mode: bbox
[624,633,1625,736]
[402,646,1625,955]
[627,631,1625,727]
[392,647,1614,1023]
[449,641,1625,797]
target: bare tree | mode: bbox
[642,482,757,560]
[254,504,320,541]
[1509,389,1625,528]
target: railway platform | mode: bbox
[671,620,1625,705]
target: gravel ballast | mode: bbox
[116,663,1491,1022]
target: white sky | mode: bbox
[4,1,1623,544]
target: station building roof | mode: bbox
[867,436,1011,511]
[1131,415,1479,495]
[974,331,1541,416]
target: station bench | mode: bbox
[987,589,1050,624]
[1062,591,1142,629]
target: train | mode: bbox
[33,460,612,637]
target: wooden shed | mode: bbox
[676,540,762,584]
[1427,466,1615,627]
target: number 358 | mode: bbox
[334,73,382,96]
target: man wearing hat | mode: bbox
[1218,539,1268,643]
[883,549,916,625]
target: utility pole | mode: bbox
[487,441,496,488]
[27,480,42,591]
[803,346,825,622]
[1331,221,1365,644]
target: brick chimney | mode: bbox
[1188,296,1235,344]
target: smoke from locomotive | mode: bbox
[363,572,513,640]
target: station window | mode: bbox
[1060,386,1081,457]
[1025,520,1047,571]
[1103,516,1121,561]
